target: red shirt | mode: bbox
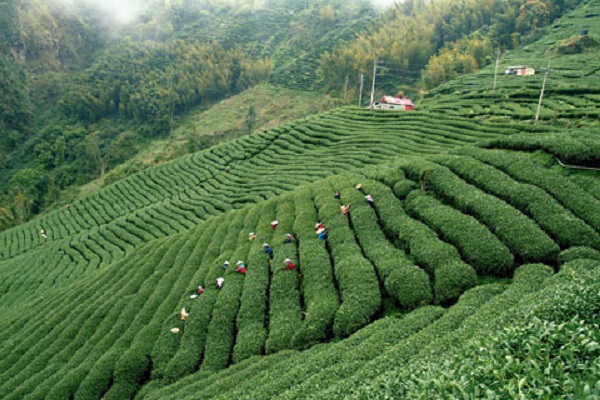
[198,287,204,295]
[283,262,296,271]
[236,266,247,275]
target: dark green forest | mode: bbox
[0,0,585,231]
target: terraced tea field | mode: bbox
[0,116,599,398]
[424,0,600,124]
[1,2,599,397]
[0,108,526,309]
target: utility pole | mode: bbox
[493,47,500,92]
[358,73,364,107]
[369,59,379,108]
[535,61,551,125]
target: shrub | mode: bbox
[558,246,600,264]
[232,201,273,363]
[435,154,600,251]
[433,260,481,303]
[401,160,559,264]
[313,182,381,338]
[393,180,418,199]
[406,190,514,275]
[460,147,600,234]
[199,206,256,373]
[384,266,433,309]
[265,195,303,354]
[291,187,339,349]
[329,174,432,309]
[366,178,473,304]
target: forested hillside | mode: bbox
[0,1,599,398]
[0,0,377,231]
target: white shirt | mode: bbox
[217,277,225,286]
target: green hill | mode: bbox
[423,0,600,126]
[0,0,376,229]
[0,1,599,399]
[0,103,599,398]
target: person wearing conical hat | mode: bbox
[283,258,296,271]
[341,204,350,216]
[235,260,247,275]
[249,232,257,241]
[284,233,293,244]
[270,220,279,230]
[181,307,190,321]
[222,260,230,270]
[263,243,274,260]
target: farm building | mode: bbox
[373,96,416,111]
[504,66,536,76]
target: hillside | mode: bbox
[1,102,599,398]
[75,84,342,196]
[0,1,599,399]
[0,0,377,229]
[423,0,600,126]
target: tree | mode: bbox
[246,105,257,133]
[516,0,550,34]
[81,132,109,178]
[7,168,46,222]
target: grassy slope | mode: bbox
[0,3,599,400]
[77,84,340,198]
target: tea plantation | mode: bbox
[424,0,600,125]
[0,3,599,399]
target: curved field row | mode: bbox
[145,259,586,400]
[422,0,600,123]
[0,171,460,397]
[431,155,600,250]
[3,139,598,399]
[0,108,517,307]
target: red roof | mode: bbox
[380,96,414,106]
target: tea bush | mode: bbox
[405,190,514,275]
[401,160,559,264]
